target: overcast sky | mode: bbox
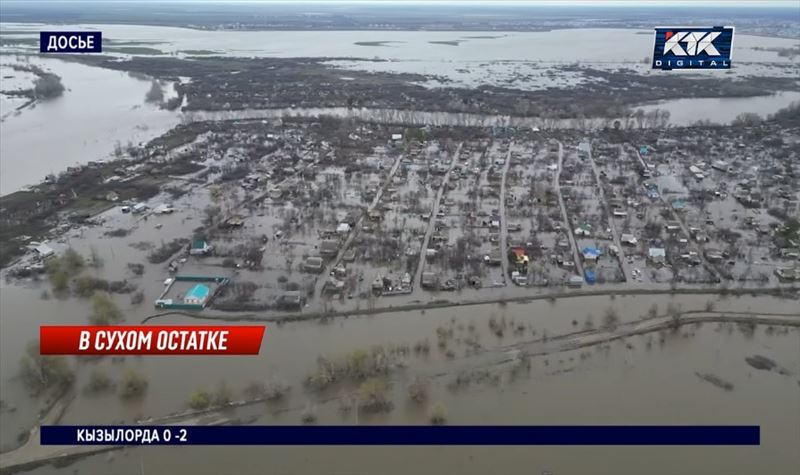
[7,0,799,5]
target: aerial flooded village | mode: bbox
[0,4,799,473]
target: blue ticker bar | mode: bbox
[41,425,760,446]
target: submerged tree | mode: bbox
[33,73,64,99]
[89,291,122,325]
[119,370,148,399]
[84,368,113,394]
[145,80,164,103]
[429,403,448,425]
[602,307,620,331]
[18,340,74,393]
[407,376,429,404]
[188,390,211,410]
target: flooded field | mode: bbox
[3,24,797,64]
[0,56,181,193]
[3,24,798,93]
[2,279,799,473]
[1,24,798,192]
[635,90,800,126]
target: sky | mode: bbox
[6,0,799,5]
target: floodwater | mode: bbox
[188,89,800,129]
[2,23,798,91]
[1,274,799,473]
[0,203,798,473]
[0,56,181,194]
[1,24,798,191]
[3,23,797,64]
[1,22,800,474]
[635,90,800,126]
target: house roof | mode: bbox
[582,247,602,258]
[621,233,637,243]
[34,243,55,256]
[671,200,687,210]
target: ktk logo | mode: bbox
[663,30,721,56]
[652,26,734,71]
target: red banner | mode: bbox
[40,326,265,355]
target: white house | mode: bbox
[648,247,666,264]
[33,243,55,259]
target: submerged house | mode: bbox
[320,239,340,257]
[582,247,602,262]
[33,243,56,259]
[190,239,213,256]
[276,291,303,310]
[303,256,324,273]
[775,267,800,282]
[509,247,530,269]
[421,272,440,290]
[648,247,666,265]
[621,233,638,246]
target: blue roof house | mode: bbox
[582,247,602,262]
[671,200,687,211]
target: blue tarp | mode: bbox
[582,247,602,259]
[584,269,597,284]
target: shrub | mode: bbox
[213,382,232,406]
[130,291,145,305]
[85,369,113,394]
[127,263,145,276]
[189,390,211,410]
[408,376,429,404]
[602,307,619,331]
[90,292,122,325]
[357,378,393,413]
[18,340,73,393]
[119,370,148,399]
[301,404,317,424]
[429,403,447,425]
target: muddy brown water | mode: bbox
[1,24,799,474]
[2,274,799,473]
[0,56,181,194]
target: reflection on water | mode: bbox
[6,293,799,474]
[188,89,800,130]
[0,56,181,194]
[635,90,800,126]
[3,24,798,64]
[2,265,799,471]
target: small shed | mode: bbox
[33,243,55,259]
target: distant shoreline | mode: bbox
[1,22,797,41]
